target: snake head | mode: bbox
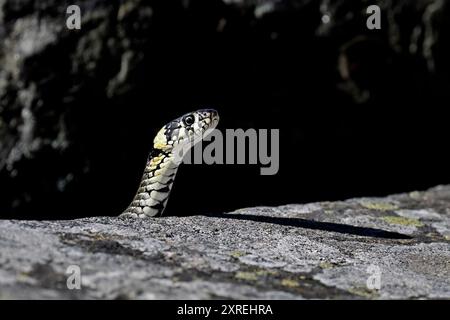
[153,109,219,153]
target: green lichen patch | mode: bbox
[234,271,258,281]
[281,278,300,288]
[229,250,246,258]
[319,262,334,269]
[381,216,423,227]
[409,191,422,200]
[360,201,398,211]
[255,269,278,276]
[347,287,380,299]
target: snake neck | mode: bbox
[123,148,179,217]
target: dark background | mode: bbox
[0,0,449,219]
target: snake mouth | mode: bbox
[196,109,219,136]
[211,113,220,126]
[200,114,219,138]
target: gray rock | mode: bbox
[1,185,449,299]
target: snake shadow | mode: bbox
[200,212,412,239]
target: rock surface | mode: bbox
[1,185,449,299]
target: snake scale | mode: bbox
[120,109,219,218]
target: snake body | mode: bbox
[121,109,219,218]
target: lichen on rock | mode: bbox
[0,185,449,299]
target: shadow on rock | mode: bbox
[202,213,412,240]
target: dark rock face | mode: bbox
[1,0,450,218]
[1,0,158,217]
[0,186,449,299]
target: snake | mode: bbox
[120,109,219,218]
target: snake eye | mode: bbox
[183,115,195,126]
